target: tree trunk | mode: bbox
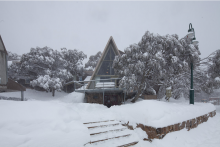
[52,88,55,97]
[131,88,142,103]
[131,69,151,103]
[131,76,146,103]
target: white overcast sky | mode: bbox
[0,1,219,64]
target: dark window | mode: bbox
[97,45,116,75]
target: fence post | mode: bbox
[21,91,24,101]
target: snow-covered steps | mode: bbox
[83,120,115,125]
[84,120,139,147]
[90,128,127,136]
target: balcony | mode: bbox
[73,78,124,93]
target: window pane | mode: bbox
[97,61,115,75]
[104,48,110,60]
[110,61,115,75]
[110,46,116,60]
[98,61,110,75]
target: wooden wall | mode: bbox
[85,92,124,105]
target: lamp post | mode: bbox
[186,23,199,105]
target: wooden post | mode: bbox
[103,90,105,105]
[21,91,24,101]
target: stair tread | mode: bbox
[90,128,127,136]
[85,135,139,147]
[90,129,134,141]
[88,123,120,129]
[83,120,114,124]
[89,125,127,134]
[85,120,119,128]
[117,141,139,147]
[91,134,131,143]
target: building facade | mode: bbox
[0,35,26,100]
[0,35,8,90]
[75,36,125,106]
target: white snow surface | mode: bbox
[0,90,219,147]
[84,76,91,81]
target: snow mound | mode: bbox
[61,92,85,103]
[111,100,216,128]
[0,100,90,147]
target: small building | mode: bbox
[0,35,26,100]
[75,36,125,106]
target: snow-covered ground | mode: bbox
[0,89,84,103]
[0,90,219,147]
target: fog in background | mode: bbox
[0,1,219,64]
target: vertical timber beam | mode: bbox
[21,91,24,101]
[103,90,105,105]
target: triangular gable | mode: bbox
[86,36,121,89]
[0,35,8,54]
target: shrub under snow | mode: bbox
[31,75,62,92]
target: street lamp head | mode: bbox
[187,23,195,38]
[187,31,195,39]
[192,38,199,45]
[187,23,199,45]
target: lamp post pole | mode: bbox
[187,23,198,105]
[190,62,194,104]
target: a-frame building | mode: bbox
[75,36,126,106]
[87,36,121,89]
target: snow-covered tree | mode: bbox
[113,31,201,102]
[7,51,21,61]
[30,75,62,96]
[113,31,166,102]
[85,51,102,70]
[19,46,55,78]
[61,48,87,76]
[8,46,87,96]
[8,61,21,80]
[208,49,220,81]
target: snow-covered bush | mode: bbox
[31,75,62,96]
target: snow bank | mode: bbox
[61,92,85,103]
[0,100,90,147]
[111,100,216,128]
[0,89,68,101]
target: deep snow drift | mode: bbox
[0,90,219,147]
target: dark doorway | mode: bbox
[104,94,119,107]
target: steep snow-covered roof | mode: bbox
[86,36,121,89]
